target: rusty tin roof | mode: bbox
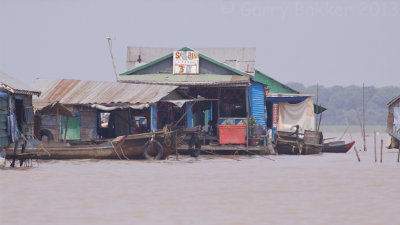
[0,72,41,96]
[33,78,178,107]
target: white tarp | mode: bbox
[278,97,315,132]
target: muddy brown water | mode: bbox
[1,133,400,225]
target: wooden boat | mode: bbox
[322,141,355,153]
[274,130,323,155]
[6,127,199,161]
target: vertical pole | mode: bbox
[210,102,212,123]
[63,116,69,143]
[106,37,119,81]
[315,83,319,131]
[56,107,60,142]
[128,108,132,134]
[186,102,193,128]
[380,139,383,163]
[353,146,360,162]
[397,145,400,163]
[245,87,249,148]
[362,83,366,151]
[374,131,377,162]
[150,104,157,132]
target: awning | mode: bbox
[161,96,213,108]
[33,99,74,117]
[265,94,327,114]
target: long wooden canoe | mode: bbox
[322,141,355,153]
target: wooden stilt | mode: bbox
[353,146,360,162]
[362,83,366,151]
[380,139,383,163]
[374,131,377,163]
[63,116,69,143]
[397,145,400,163]
[56,107,60,142]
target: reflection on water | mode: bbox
[1,133,400,225]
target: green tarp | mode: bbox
[61,116,80,140]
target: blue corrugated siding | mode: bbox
[249,83,266,129]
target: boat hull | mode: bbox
[6,136,174,160]
[275,140,322,155]
[322,141,355,153]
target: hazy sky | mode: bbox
[1,0,399,87]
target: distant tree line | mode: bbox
[285,83,400,126]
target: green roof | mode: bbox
[253,69,327,113]
[118,74,250,87]
[120,47,248,76]
[253,70,298,94]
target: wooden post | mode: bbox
[315,83,319,131]
[374,131,377,162]
[397,145,400,163]
[63,116,69,143]
[362,83,366,151]
[56,107,60,142]
[380,139,383,163]
[353,146,360,162]
[340,111,350,140]
[352,99,364,148]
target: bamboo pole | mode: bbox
[315,83,319,131]
[106,37,119,81]
[63,116,69,143]
[380,139,383,163]
[362,83,366,151]
[340,111,350,141]
[317,110,323,132]
[352,99,364,146]
[353,146,360,162]
[397,145,400,163]
[374,131,377,162]
[56,107,60,142]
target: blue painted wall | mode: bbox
[249,82,266,129]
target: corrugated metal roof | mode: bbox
[32,99,74,117]
[33,78,178,106]
[388,95,400,106]
[118,74,250,87]
[126,47,256,75]
[0,72,41,96]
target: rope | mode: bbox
[111,142,122,160]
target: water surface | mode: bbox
[1,133,400,225]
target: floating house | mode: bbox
[386,95,400,149]
[117,47,325,149]
[33,78,180,142]
[0,72,41,148]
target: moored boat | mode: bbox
[274,130,323,155]
[322,141,355,153]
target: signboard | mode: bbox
[273,103,279,128]
[173,51,199,74]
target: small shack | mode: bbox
[386,95,400,149]
[33,78,179,143]
[0,72,41,149]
